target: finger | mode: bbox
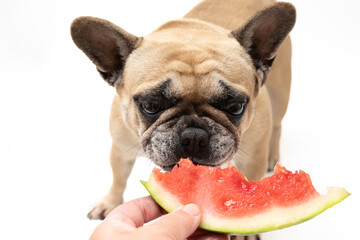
[105,196,163,230]
[138,203,202,240]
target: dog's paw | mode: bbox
[230,235,261,240]
[87,194,123,220]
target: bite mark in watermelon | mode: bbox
[141,158,350,234]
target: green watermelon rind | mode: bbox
[141,179,350,235]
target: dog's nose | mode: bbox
[180,127,209,154]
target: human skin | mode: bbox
[89,196,229,240]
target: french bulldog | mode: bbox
[71,0,296,237]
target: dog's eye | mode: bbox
[226,102,246,116]
[141,101,162,115]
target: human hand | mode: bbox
[90,195,229,240]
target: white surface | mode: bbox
[0,0,358,239]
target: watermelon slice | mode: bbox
[141,158,350,235]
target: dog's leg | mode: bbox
[266,37,292,171]
[87,142,137,220]
[234,138,270,181]
[234,87,272,181]
[88,96,140,220]
[268,124,281,171]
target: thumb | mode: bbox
[139,203,201,240]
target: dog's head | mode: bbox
[71,3,295,170]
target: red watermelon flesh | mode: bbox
[142,158,350,234]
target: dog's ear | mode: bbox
[231,2,296,85]
[71,17,142,86]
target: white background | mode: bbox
[0,0,359,239]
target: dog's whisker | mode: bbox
[233,146,257,167]
[135,147,146,158]
[145,157,154,169]
[238,147,251,158]
[125,141,141,153]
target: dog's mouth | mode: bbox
[162,164,177,172]
[161,157,220,171]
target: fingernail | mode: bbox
[182,203,201,216]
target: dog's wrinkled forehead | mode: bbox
[123,23,256,94]
[126,51,255,104]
